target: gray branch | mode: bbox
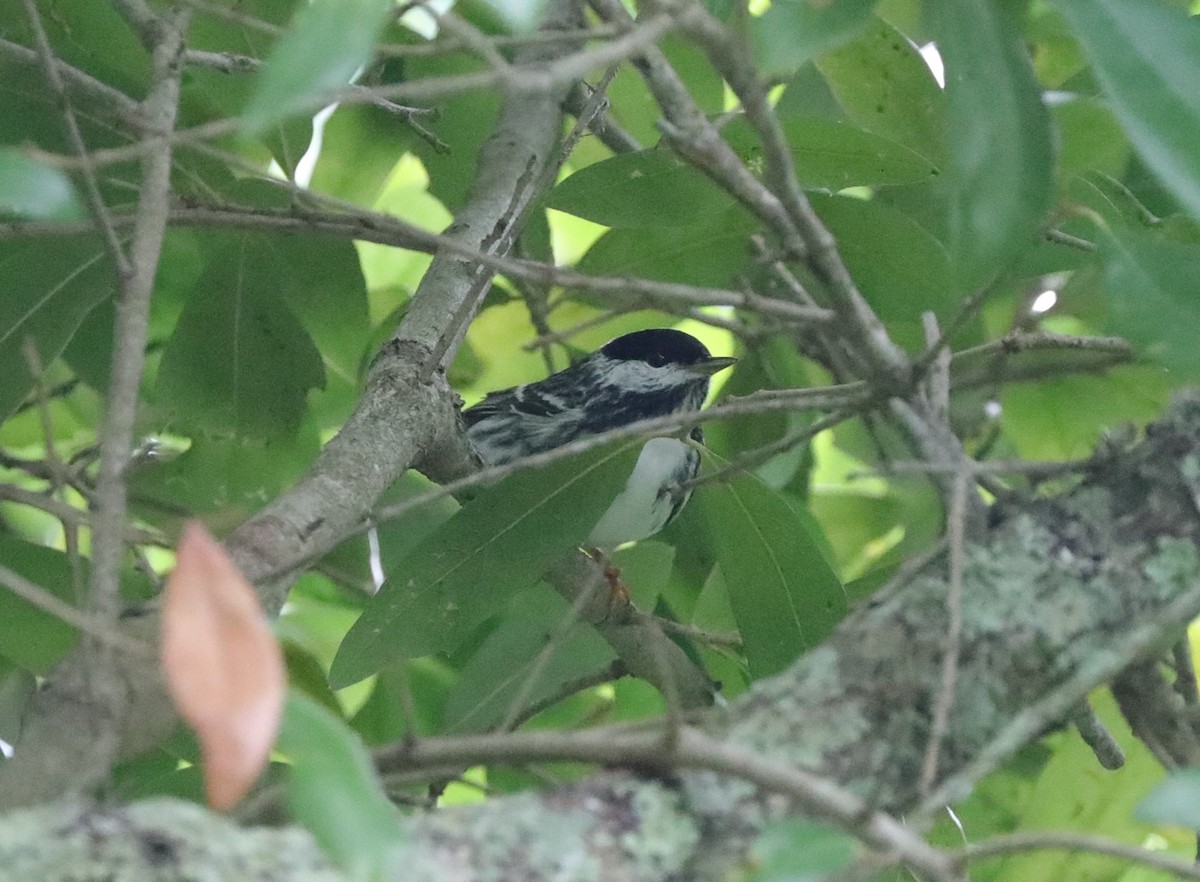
[7,393,1200,880]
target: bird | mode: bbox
[462,328,736,548]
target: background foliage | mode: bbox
[3,0,1200,879]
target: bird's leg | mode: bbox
[584,546,632,617]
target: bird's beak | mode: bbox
[687,356,738,377]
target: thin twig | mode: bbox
[916,580,1200,816]
[0,563,153,658]
[19,0,130,277]
[954,831,1200,881]
[376,726,960,882]
[1069,702,1125,770]
[919,469,969,796]
[653,617,742,649]
[89,3,188,620]
[499,576,609,732]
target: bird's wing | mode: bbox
[462,383,580,426]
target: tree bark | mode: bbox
[6,394,1200,881]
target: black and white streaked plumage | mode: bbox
[463,329,736,546]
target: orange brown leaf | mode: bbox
[161,521,285,810]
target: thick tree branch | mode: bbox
[9,394,1200,878]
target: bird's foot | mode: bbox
[585,547,632,618]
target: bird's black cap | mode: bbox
[600,328,713,366]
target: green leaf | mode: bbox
[1053,0,1200,220]
[723,116,940,190]
[309,104,410,205]
[351,661,453,745]
[387,52,496,212]
[816,17,947,168]
[130,433,320,531]
[752,0,878,76]
[1099,227,1200,376]
[604,37,724,147]
[442,586,616,733]
[696,452,847,680]
[931,0,1054,287]
[0,149,84,221]
[0,236,114,424]
[980,690,1167,882]
[330,442,645,687]
[0,535,79,673]
[241,0,394,136]
[577,206,756,288]
[705,339,814,490]
[809,194,954,321]
[1136,766,1200,828]
[547,150,732,228]
[582,115,934,232]
[1000,367,1169,461]
[154,234,326,439]
[1053,97,1130,181]
[182,0,309,174]
[0,659,34,746]
[748,820,856,882]
[282,641,344,715]
[278,692,406,880]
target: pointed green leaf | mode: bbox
[442,541,673,733]
[751,0,878,76]
[330,442,644,687]
[0,237,114,423]
[1098,227,1200,376]
[724,116,940,190]
[553,119,938,229]
[0,535,79,673]
[241,0,394,136]
[816,17,947,168]
[155,234,326,439]
[547,150,732,228]
[931,0,1054,286]
[442,587,616,733]
[577,206,756,288]
[278,692,406,879]
[696,452,847,680]
[1053,0,1200,221]
[809,193,954,320]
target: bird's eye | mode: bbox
[647,353,668,367]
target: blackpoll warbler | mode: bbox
[463,329,736,547]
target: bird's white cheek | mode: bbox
[604,361,691,392]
